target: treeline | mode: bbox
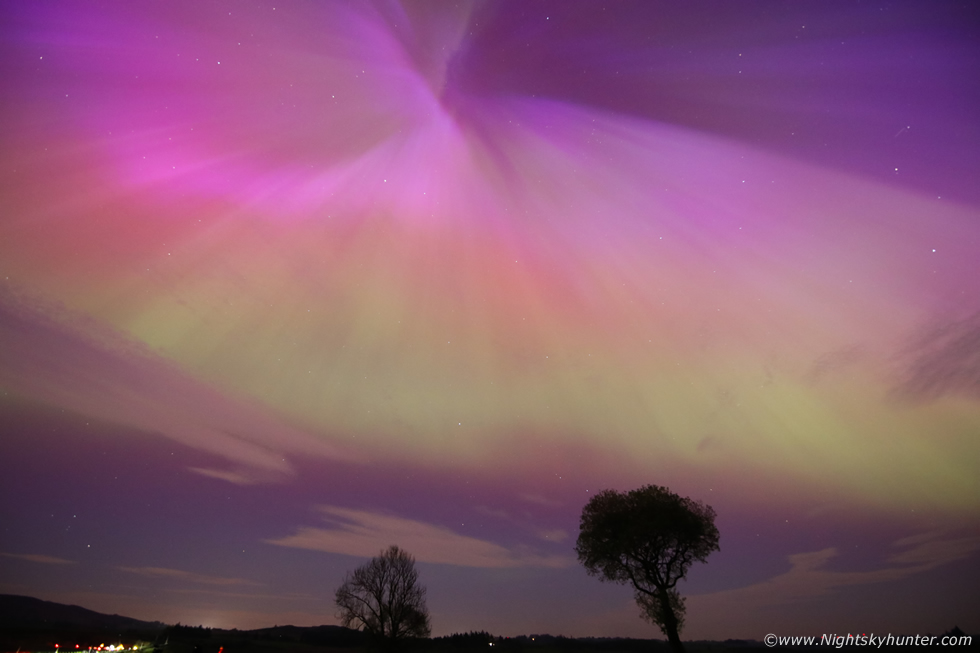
[168,624,213,637]
[430,632,672,653]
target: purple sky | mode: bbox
[1,0,979,640]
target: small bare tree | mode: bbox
[335,545,431,649]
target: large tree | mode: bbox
[575,485,719,653]
[335,545,431,649]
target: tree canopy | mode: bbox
[576,485,719,653]
[335,545,431,649]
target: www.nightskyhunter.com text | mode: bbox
[764,632,972,647]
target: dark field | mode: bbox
[2,596,972,653]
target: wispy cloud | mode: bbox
[892,312,980,401]
[188,467,273,486]
[519,494,563,507]
[118,566,261,587]
[474,505,569,543]
[1,552,75,565]
[805,345,866,385]
[691,531,980,609]
[0,287,352,483]
[266,506,574,569]
[533,528,569,543]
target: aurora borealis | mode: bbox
[1,0,979,640]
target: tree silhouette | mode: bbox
[335,545,431,649]
[575,485,719,653]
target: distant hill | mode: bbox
[0,594,166,631]
[0,595,368,653]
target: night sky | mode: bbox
[2,0,979,641]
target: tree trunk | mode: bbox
[659,589,685,653]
